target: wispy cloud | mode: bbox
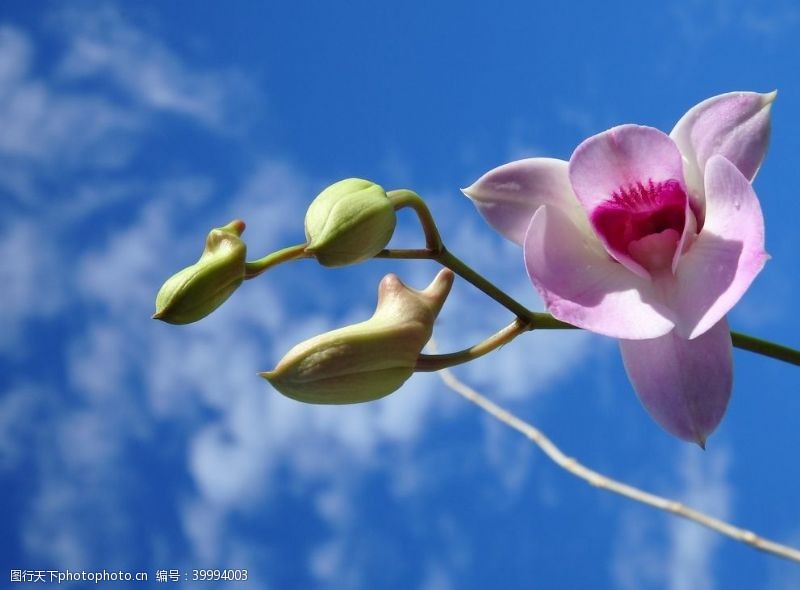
[767,529,800,589]
[0,25,139,200]
[670,0,800,45]
[613,446,732,590]
[0,3,254,212]
[53,4,256,131]
[0,220,63,355]
[667,448,731,590]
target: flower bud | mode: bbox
[262,269,454,404]
[304,178,396,267]
[153,220,247,325]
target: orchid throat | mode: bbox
[592,178,697,275]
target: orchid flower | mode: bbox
[464,91,774,446]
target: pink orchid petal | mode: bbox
[570,125,686,212]
[671,155,768,339]
[670,91,775,212]
[569,125,689,277]
[620,317,732,446]
[671,201,698,274]
[523,204,674,339]
[462,158,588,245]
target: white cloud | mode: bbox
[420,564,454,590]
[0,220,63,355]
[0,7,249,213]
[670,0,800,44]
[480,417,535,495]
[78,200,174,313]
[0,26,139,171]
[612,510,667,590]
[309,538,346,583]
[22,482,94,568]
[667,447,731,590]
[226,158,314,252]
[0,384,49,471]
[54,4,256,130]
[180,498,227,565]
[189,416,275,509]
[767,529,800,589]
[21,407,144,570]
[613,446,732,590]
[0,25,30,84]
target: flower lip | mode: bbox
[569,124,691,278]
[592,178,689,273]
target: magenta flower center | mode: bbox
[591,179,688,272]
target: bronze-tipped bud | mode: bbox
[262,269,454,404]
[153,220,247,324]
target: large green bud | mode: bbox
[153,220,247,325]
[261,269,454,404]
[304,178,396,267]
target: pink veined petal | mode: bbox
[620,317,733,446]
[569,125,689,277]
[670,91,775,215]
[523,204,674,339]
[671,155,768,339]
[462,158,589,245]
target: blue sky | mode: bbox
[1,1,799,588]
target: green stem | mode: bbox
[237,185,800,366]
[436,248,537,322]
[415,318,531,371]
[377,247,572,331]
[374,248,434,260]
[244,243,309,279]
[387,189,444,252]
[731,332,800,366]
[377,247,800,366]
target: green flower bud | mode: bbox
[153,220,247,325]
[262,269,454,404]
[304,178,396,267]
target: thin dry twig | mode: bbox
[437,366,800,564]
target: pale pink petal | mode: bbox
[569,125,689,277]
[670,91,775,211]
[523,205,674,339]
[620,317,732,446]
[569,125,686,212]
[671,155,768,339]
[462,158,589,245]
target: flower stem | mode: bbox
[377,247,575,331]
[244,243,309,279]
[387,189,444,252]
[377,247,799,366]
[436,249,534,320]
[731,332,800,366]
[243,191,800,367]
[415,317,532,372]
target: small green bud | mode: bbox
[304,178,396,267]
[153,220,247,325]
[262,269,454,404]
